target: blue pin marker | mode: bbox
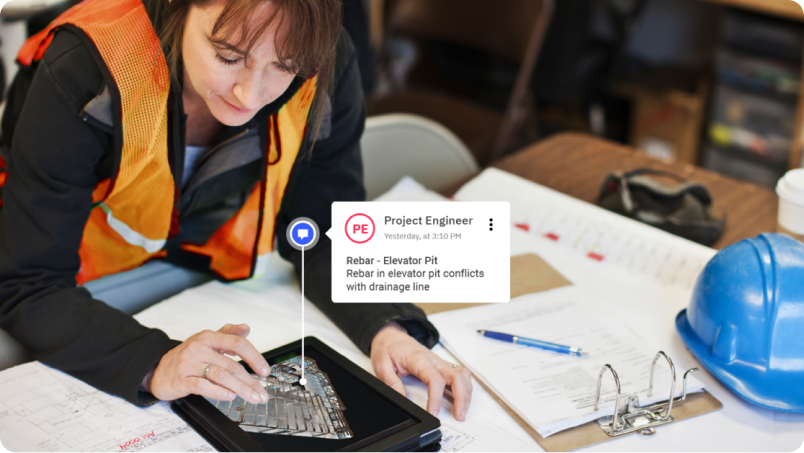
[286,217,320,387]
[287,218,319,250]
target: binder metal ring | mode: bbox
[592,351,699,437]
[648,351,676,420]
[593,364,622,431]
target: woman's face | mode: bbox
[182,0,296,126]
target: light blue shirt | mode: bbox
[182,145,209,189]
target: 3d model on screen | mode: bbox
[206,356,353,439]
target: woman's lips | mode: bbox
[222,98,252,115]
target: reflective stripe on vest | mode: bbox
[99,202,166,254]
[16,0,316,284]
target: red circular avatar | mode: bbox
[345,213,375,244]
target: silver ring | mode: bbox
[202,364,212,380]
[451,363,459,368]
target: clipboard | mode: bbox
[415,253,723,451]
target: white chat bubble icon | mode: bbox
[297,229,309,240]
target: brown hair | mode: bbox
[150,0,342,145]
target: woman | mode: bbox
[0,0,472,420]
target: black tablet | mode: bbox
[172,337,441,451]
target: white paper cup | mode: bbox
[776,169,804,241]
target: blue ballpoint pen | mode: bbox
[477,330,588,356]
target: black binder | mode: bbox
[172,337,441,451]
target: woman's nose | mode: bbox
[232,72,265,110]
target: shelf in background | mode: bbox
[707,141,790,170]
[716,77,799,104]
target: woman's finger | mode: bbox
[218,323,250,338]
[202,364,266,404]
[201,349,268,402]
[374,357,407,397]
[435,361,473,421]
[409,357,446,417]
[215,324,253,357]
[186,376,236,401]
[202,330,270,377]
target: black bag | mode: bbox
[597,168,725,246]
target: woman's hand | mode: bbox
[141,324,270,404]
[370,322,473,421]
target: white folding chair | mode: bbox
[360,114,479,200]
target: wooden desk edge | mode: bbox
[488,133,779,250]
[702,0,804,21]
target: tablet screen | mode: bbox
[241,346,418,452]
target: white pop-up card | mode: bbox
[328,202,510,303]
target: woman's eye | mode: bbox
[273,62,293,74]
[215,53,241,66]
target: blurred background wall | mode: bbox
[2,0,804,188]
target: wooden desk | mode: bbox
[491,133,779,250]
[702,0,804,21]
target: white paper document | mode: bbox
[0,362,212,452]
[438,424,477,452]
[455,169,716,291]
[437,422,532,452]
[430,286,705,437]
[374,176,448,202]
[396,349,535,452]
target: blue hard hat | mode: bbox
[676,233,804,413]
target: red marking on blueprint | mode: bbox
[587,252,605,262]
[545,233,559,241]
[515,223,530,232]
[120,431,154,450]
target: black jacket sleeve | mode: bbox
[276,31,439,355]
[0,30,180,406]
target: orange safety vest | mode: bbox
[12,0,316,284]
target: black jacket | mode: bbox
[0,12,438,406]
